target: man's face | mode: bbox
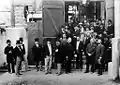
[35,41,39,45]
[56,41,60,46]
[17,43,20,47]
[20,41,23,44]
[47,41,51,45]
[97,39,101,44]
[63,34,66,39]
[7,42,11,46]
[90,39,94,43]
[65,26,68,29]
[108,21,112,25]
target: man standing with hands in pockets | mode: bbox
[44,40,53,74]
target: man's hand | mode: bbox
[98,57,102,64]
[9,50,12,53]
[74,54,77,58]
[88,53,91,56]
[55,49,58,52]
[66,56,68,60]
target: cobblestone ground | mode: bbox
[0,69,120,85]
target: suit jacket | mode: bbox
[21,44,25,55]
[74,40,84,55]
[66,43,74,60]
[4,46,14,62]
[95,44,104,60]
[55,45,63,63]
[32,44,43,61]
[43,44,54,57]
[14,46,23,61]
[86,43,97,56]
[107,25,114,35]
[20,44,26,61]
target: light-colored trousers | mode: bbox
[44,56,52,72]
[57,63,62,74]
[15,57,22,75]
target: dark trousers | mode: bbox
[7,62,15,73]
[98,64,103,75]
[35,61,42,71]
[65,60,71,73]
[86,55,95,72]
[76,53,83,69]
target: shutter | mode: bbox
[43,0,65,37]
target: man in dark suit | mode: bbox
[107,20,114,38]
[19,38,26,61]
[19,37,27,71]
[32,38,43,71]
[44,40,53,74]
[85,38,97,73]
[74,37,84,70]
[4,40,15,74]
[14,40,23,77]
[95,39,104,76]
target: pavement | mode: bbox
[0,69,120,85]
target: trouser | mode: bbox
[36,61,42,71]
[16,57,22,75]
[7,62,15,73]
[98,64,103,75]
[86,55,95,72]
[65,60,71,73]
[86,56,91,72]
[57,63,62,74]
[76,53,83,69]
[45,56,52,73]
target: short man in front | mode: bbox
[95,39,104,76]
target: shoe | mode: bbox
[45,72,49,75]
[19,73,23,75]
[40,69,43,71]
[8,72,12,74]
[84,71,89,73]
[98,74,102,76]
[57,73,61,76]
[12,72,15,73]
[65,72,69,74]
[36,69,39,72]
[91,72,95,74]
[80,69,82,71]
[48,71,52,74]
[16,74,20,77]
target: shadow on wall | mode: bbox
[0,27,28,66]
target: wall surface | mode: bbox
[105,0,114,23]
[0,27,28,66]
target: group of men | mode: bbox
[31,35,107,76]
[4,38,26,77]
[4,18,113,77]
